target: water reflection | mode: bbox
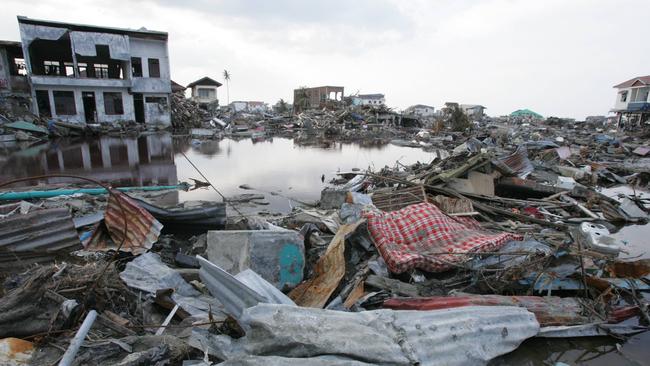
[176,137,436,213]
[0,134,181,205]
[493,330,650,365]
[0,134,437,213]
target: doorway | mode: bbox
[133,93,145,123]
[82,92,96,122]
[35,90,51,118]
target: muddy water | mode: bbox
[1,133,649,364]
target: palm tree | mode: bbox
[223,69,231,105]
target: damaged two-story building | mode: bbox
[17,16,172,125]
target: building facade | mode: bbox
[293,86,344,112]
[405,104,435,117]
[612,75,650,127]
[460,104,486,119]
[17,16,171,125]
[188,76,221,106]
[352,94,385,106]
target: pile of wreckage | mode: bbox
[1,126,650,365]
[171,92,212,130]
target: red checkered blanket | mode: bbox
[364,202,522,273]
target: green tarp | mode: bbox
[4,121,49,135]
[510,109,543,119]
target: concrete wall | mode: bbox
[0,48,9,92]
[409,107,435,117]
[144,93,171,124]
[614,88,630,111]
[129,38,169,78]
[35,87,135,123]
[353,98,386,105]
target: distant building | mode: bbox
[352,93,385,106]
[17,16,172,125]
[612,75,650,127]
[405,104,435,117]
[460,104,486,119]
[229,101,267,113]
[188,76,222,106]
[293,85,344,112]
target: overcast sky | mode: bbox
[2,0,648,119]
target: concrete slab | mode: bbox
[206,230,305,290]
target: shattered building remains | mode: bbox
[293,85,344,112]
[17,16,172,125]
[0,40,30,115]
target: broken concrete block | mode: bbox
[206,230,305,290]
[320,189,347,209]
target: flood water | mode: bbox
[0,133,437,211]
[0,132,649,365]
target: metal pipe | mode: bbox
[58,310,98,366]
[0,183,189,200]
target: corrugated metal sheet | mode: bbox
[383,295,588,326]
[87,191,162,254]
[197,255,294,319]
[495,146,534,179]
[372,186,427,212]
[189,304,540,365]
[0,208,81,268]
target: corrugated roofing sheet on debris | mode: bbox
[0,208,81,268]
[189,304,540,366]
[496,145,534,179]
[87,191,162,254]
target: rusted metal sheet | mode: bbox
[86,191,162,254]
[383,295,590,326]
[0,208,81,268]
[607,259,650,278]
[288,221,362,308]
[0,337,35,365]
[371,186,427,212]
[495,146,534,179]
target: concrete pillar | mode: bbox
[57,150,65,171]
[100,139,112,168]
[80,143,91,170]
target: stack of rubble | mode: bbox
[2,121,650,365]
[171,92,208,130]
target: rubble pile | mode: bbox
[1,116,650,365]
[170,92,208,130]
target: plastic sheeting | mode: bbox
[189,303,540,366]
[120,253,220,318]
